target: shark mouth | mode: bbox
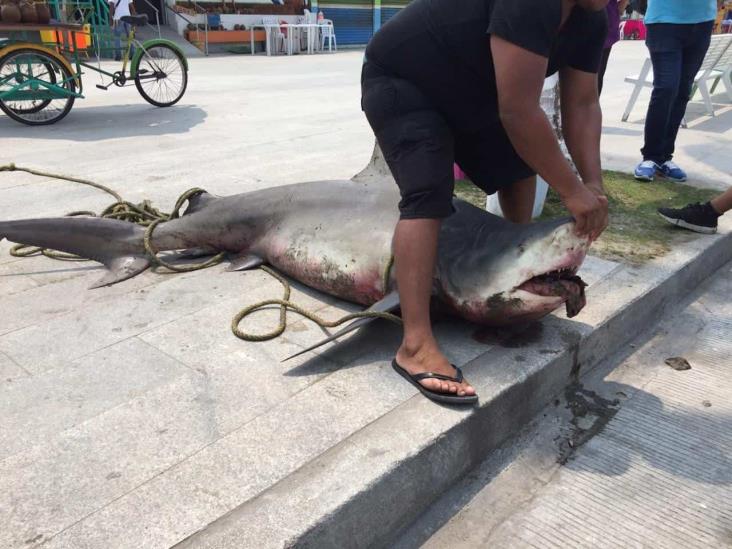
[517,267,588,318]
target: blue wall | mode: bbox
[319,1,408,46]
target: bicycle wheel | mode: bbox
[10,60,56,114]
[0,48,76,125]
[135,44,187,107]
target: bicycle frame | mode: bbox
[119,23,137,74]
[73,22,141,83]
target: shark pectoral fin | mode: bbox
[282,291,401,362]
[90,256,151,289]
[227,253,265,272]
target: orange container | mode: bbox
[39,24,91,51]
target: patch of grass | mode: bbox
[454,172,720,264]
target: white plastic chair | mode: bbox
[262,16,286,55]
[622,34,732,121]
[706,38,732,102]
[319,19,337,52]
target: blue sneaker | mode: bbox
[657,160,687,182]
[634,160,659,181]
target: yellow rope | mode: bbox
[231,265,401,342]
[0,163,123,201]
[142,188,226,272]
[1,164,401,344]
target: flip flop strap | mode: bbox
[411,366,464,384]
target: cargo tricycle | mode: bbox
[0,14,188,125]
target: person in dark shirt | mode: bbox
[362,0,611,404]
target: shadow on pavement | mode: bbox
[684,106,732,134]
[563,380,732,486]
[0,104,207,140]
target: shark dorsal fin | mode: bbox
[351,141,393,184]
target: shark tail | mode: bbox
[0,217,151,288]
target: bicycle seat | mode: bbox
[120,14,148,26]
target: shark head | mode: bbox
[437,200,590,325]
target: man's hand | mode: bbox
[560,184,608,241]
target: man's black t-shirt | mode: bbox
[364,0,607,132]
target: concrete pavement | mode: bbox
[404,259,732,549]
[2,46,732,548]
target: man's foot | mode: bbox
[395,343,476,398]
[634,160,659,181]
[658,202,719,234]
[392,360,478,405]
[657,160,687,182]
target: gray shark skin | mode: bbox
[0,145,590,330]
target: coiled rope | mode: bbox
[1,164,401,344]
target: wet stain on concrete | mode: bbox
[539,349,560,355]
[665,356,692,371]
[472,322,543,348]
[558,382,620,465]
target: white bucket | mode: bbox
[485,75,558,220]
[485,176,549,219]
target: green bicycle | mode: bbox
[0,14,188,125]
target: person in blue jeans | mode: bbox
[634,0,718,182]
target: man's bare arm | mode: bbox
[490,35,581,199]
[559,66,604,195]
[490,34,607,239]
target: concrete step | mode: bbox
[405,259,732,548]
[171,215,732,549]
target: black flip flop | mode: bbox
[392,359,478,405]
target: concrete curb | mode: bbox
[176,218,732,549]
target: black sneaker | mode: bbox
[657,202,720,234]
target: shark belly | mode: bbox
[261,218,395,306]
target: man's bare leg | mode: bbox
[498,175,537,224]
[710,187,732,215]
[393,218,476,397]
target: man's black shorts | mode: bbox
[361,62,535,220]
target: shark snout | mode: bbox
[547,222,591,271]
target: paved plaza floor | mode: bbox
[1,42,731,548]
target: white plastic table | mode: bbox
[284,23,320,55]
[249,23,280,56]
[249,22,320,56]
